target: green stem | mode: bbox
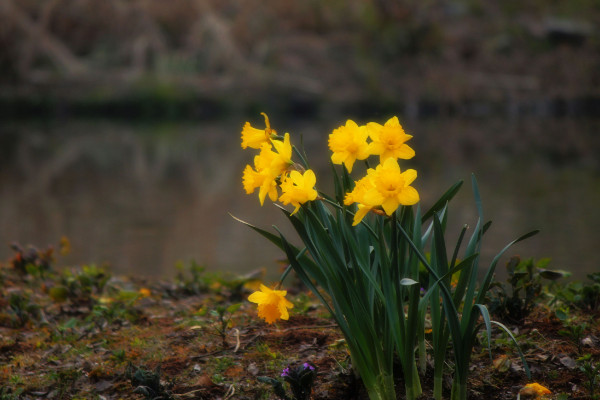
[417,334,427,374]
[360,371,396,400]
[433,374,443,400]
[450,376,468,400]
[404,361,422,400]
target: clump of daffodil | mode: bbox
[367,116,415,162]
[279,170,318,215]
[328,119,371,173]
[248,284,294,324]
[241,112,277,149]
[238,113,537,400]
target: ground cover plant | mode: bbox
[0,240,599,399]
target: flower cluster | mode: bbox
[241,113,318,214]
[329,116,414,172]
[332,116,419,225]
[242,114,419,324]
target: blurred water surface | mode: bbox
[0,115,598,281]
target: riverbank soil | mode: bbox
[1,259,599,399]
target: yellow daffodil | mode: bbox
[242,164,279,205]
[329,120,371,173]
[270,132,293,175]
[279,169,318,215]
[344,174,377,226]
[367,116,415,162]
[248,284,294,324]
[242,135,294,205]
[520,382,551,398]
[363,157,419,216]
[241,112,276,149]
[242,164,262,194]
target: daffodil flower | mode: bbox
[344,173,377,226]
[367,116,415,162]
[242,134,295,206]
[520,382,551,398]
[242,152,279,206]
[279,169,318,215]
[241,112,276,149]
[328,119,371,173]
[345,158,419,224]
[248,284,294,324]
[270,132,293,175]
[363,157,419,216]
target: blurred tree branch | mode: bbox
[0,0,88,77]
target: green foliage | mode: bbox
[174,260,209,295]
[578,354,600,399]
[111,349,127,363]
[559,321,588,355]
[125,363,174,400]
[488,256,567,323]
[240,168,536,400]
[49,265,110,307]
[418,176,535,400]
[0,387,24,400]
[6,292,40,327]
[209,303,241,349]
[9,242,55,278]
[87,299,143,328]
[258,363,317,400]
[49,369,81,399]
[554,273,600,312]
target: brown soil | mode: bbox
[0,261,599,400]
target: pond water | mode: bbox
[0,115,598,281]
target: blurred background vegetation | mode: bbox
[1,0,599,117]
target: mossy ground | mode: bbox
[0,256,598,400]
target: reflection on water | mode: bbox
[0,116,598,281]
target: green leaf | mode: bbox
[539,269,568,281]
[422,180,463,222]
[400,278,419,286]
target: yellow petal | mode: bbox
[381,197,400,216]
[352,205,372,226]
[401,169,418,186]
[398,186,420,205]
[248,291,268,303]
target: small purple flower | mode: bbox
[303,363,315,371]
[281,367,291,377]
